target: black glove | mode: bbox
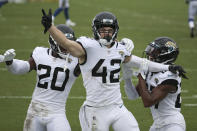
[169,65,188,79]
[41,8,52,34]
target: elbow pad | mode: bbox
[6,59,30,75]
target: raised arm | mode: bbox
[41,9,85,58]
[48,25,85,58]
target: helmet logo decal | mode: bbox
[165,41,176,48]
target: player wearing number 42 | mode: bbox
[0,25,80,131]
[41,9,187,131]
[123,37,187,131]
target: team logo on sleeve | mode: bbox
[119,51,124,57]
[68,58,72,63]
[154,78,159,84]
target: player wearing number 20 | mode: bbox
[1,25,80,131]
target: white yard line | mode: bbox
[0,96,86,99]
[181,90,188,93]
[1,67,197,72]
[1,95,196,107]
[181,95,197,99]
[184,104,197,107]
[0,95,197,99]
[0,68,7,71]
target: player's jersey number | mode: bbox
[37,64,69,91]
[92,59,121,83]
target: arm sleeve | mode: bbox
[124,78,139,100]
[122,63,139,100]
[6,59,30,75]
[125,55,169,72]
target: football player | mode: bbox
[0,0,8,8]
[186,0,197,37]
[0,24,80,131]
[52,0,76,26]
[124,37,186,131]
[41,9,187,131]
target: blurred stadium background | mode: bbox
[0,0,197,130]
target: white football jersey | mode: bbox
[30,47,79,113]
[146,70,184,126]
[77,37,131,107]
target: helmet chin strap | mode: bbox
[57,52,70,71]
[99,39,113,46]
[63,53,70,71]
[58,53,69,59]
[57,45,68,60]
[98,35,113,46]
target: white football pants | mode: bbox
[23,113,71,131]
[149,113,186,131]
[79,103,140,131]
[23,101,71,131]
[149,124,185,131]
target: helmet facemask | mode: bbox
[92,12,119,46]
[49,35,69,59]
[98,26,116,46]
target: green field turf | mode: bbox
[0,0,197,130]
